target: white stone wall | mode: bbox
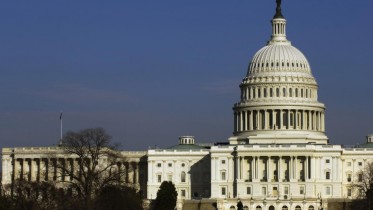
[147,149,210,200]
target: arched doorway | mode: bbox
[256,206,262,210]
[295,206,302,210]
[269,206,275,210]
[282,206,288,210]
[308,206,315,210]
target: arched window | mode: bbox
[295,88,298,97]
[269,206,275,210]
[308,206,315,210]
[282,206,288,210]
[283,88,286,97]
[295,206,302,210]
[276,88,280,97]
[243,206,249,210]
[230,206,236,210]
[289,88,292,97]
[181,172,186,182]
[256,206,262,210]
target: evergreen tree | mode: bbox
[154,181,178,210]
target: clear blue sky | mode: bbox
[0,0,372,150]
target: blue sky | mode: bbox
[0,0,372,150]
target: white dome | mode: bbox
[248,44,312,77]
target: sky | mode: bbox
[0,0,372,151]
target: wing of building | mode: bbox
[2,1,373,210]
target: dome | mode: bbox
[248,44,312,77]
[230,2,328,145]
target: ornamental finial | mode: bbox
[274,0,284,19]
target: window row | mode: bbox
[156,162,186,168]
[156,172,186,183]
[249,60,309,71]
[241,86,316,100]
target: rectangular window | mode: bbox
[347,162,351,166]
[326,186,331,195]
[168,174,172,181]
[347,188,352,197]
[326,159,330,163]
[262,187,267,195]
[168,163,172,167]
[358,162,363,166]
[181,189,186,197]
[358,173,363,182]
[221,171,226,180]
[247,187,251,195]
[300,186,304,195]
[222,160,226,164]
[157,163,161,167]
[273,187,278,196]
[157,175,162,183]
[326,172,330,180]
[284,186,289,195]
[221,187,226,196]
[347,174,351,182]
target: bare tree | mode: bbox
[51,128,130,210]
[351,162,373,210]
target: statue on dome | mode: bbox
[274,0,284,18]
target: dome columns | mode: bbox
[233,108,325,134]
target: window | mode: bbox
[222,160,226,164]
[256,206,262,210]
[326,172,330,180]
[300,186,304,195]
[326,186,331,195]
[308,206,315,210]
[347,174,351,182]
[221,171,226,180]
[168,163,172,167]
[347,188,352,197]
[181,163,185,167]
[181,172,186,182]
[347,162,351,166]
[243,206,249,210]
[247,186,251,195]
[282,206,288,210]
[157,163,161,167]
[181,189,186,197]
[230,206,236,210]
[325,159,330,163]
[358,173,363,182]
[295,206,302,210]
[168,174,172,181]
[157,174,162,183]
[284,186,289,195]
[221,187,226,196]
[358,162,363,166]
[262,187,267,195]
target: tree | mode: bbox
[54,127,130,210]
[94,185,143,210]
[154,181,177,210]
[351,162,373,210]
[1,180,74,210]
[237,200,243,210]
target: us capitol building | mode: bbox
[2,2,373,210]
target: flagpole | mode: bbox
[59,112,63,145]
